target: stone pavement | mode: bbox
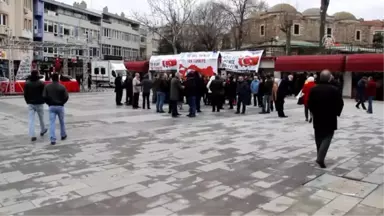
[0,92,383,216]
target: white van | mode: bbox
[91,60,127,87]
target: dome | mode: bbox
[250,11,264,19]
[302,8,321,16]
[333,11,356,21]
[268,3,297,14]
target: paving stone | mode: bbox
[198,185,233,199]
[229,188,255,199]
[137,183,176,198]
[345,204,383,216]
[360,185,384,209]
[0,201,36,215]
[260,196,297,213]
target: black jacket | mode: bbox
[236,81,250,99]
[158,79,168,93]
[43,82,69,106]
[184,76,197,97]
[308,82,344,132]
[124,77,133,93]
[226,79,237,97]
[115,76,123,92]
[210,79,225,96]
[24,78,45,104]
[277,79,290,100]
[263,79,274,95]
[142,79,152,93]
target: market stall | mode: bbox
[178,52,221,77]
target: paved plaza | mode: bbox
[0,92,383,215]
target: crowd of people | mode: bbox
[114,71,295,118]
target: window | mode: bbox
[260,25,265,36]
[44,21,48,32]
[53,23,58,34]
[101,68,106,75]
[355,30,361,41]
[24,19,28,30]
[94,68,99,74]
[293,24,300,35]
[0,14,7,26]
[327,28,332,36]
[59,24,63,35]
[48,22,53,32]
[24,0,32,10]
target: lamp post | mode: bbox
[7,28,15,94]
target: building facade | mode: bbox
[0,0,34,61]
[237,3,384,54]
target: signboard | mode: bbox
[178,52,219,77]
[16,55,32,80]
[220,50,264,73]
[149,55,178,71]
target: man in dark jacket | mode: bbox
[124,74,133,105]
[156,73,168,113]
[275,75,292,118]
[210,75,225,112]
[24,70,47,141]
[43,73,69,145]
[308,70,344,168]
[257,77,265,108]
[170,72,184,117]
[355,77,367,110]
[114,72,123,106]
[236,76,250,114]
[226,75,237,109]
[184,72,197,117]
[141,76,152,109]
[261,75,273,114]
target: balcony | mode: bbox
[21,29,33,39]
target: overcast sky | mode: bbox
[59,0,384,20]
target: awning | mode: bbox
[111,63,127,71]
[345,54,384,72]
[274,55,345,72]
[124,61,149,73]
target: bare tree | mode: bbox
[219,0,267,50]
[279,12,295,55]
[133,0,196,54]
[190,1,230,51]
[319,0,330,47]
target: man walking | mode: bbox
[24,70,47,141]
[366,76,376,114]
[43,73,69,145]
[141,75,152,109]
[156,73,168,113]
[236,76,250,114]
[308,70,344,168]
[132,73,141,109]
[114,72,123,106]
[170,72,184,117]
[226,75,237,110]
[250,76,260,107]
[210,75,225,112]
[275,74,292,118]
[355,76,367,110]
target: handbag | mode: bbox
[297,96,304,105]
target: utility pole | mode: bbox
[7,28,15,94]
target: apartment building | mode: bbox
[0,0,33,68]
[100,6,140,61]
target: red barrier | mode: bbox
[0,81,80,95]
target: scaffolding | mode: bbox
[0,36,91,94]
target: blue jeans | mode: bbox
[49,106,66,142]
[156,91,165,112]
[263,95,271,112]
[187,96,196,116]
[28,104,46,137]
[367,96,374,113]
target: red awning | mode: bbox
[124,61,149,73]
[345,54,384,72]
[275,55,345,72]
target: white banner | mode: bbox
[149,55,179,71]
[16,55,32,80]
[220,50,264,73]
[178,52,219,77]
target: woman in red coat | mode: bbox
[302,76,316,122]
